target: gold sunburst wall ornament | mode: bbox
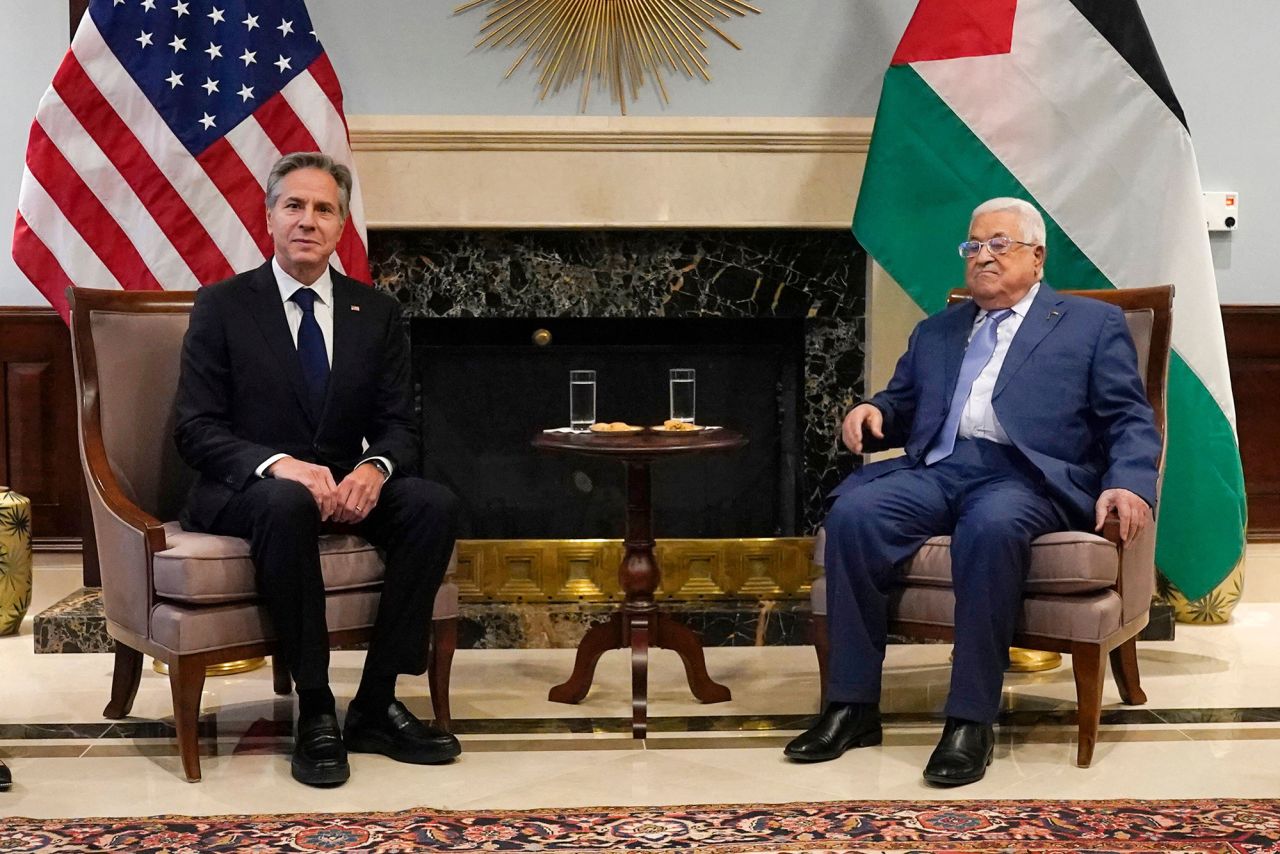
[454,0,762,114]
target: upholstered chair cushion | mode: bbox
[153,523,383,605]
[808,527,1122,619]
[903,532,1119,593]
[150,590,383,654]
[891,585,1123,643]
[153,522,461,619]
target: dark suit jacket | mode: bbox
[174,261,418,531]
[831,284,1162,526]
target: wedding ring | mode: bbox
[355,504,363,511]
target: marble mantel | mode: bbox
[348,115,873,230]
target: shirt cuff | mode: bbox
[256,453,289,478]
[358,456,394,481]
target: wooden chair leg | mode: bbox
[1109,636,1147,706]
[1071,643,1106,768]
[271,655,292,696]
[168,656,207,783]
[812,613,830,711]
[427,617,457,732]
[103,643,144,719]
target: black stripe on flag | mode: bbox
[1067,0,1187,130]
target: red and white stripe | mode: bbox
[13,14,369,322]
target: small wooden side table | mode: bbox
[532,428,748,737]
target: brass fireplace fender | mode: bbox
[455,537,818,603]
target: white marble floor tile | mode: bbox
[5,561,1280,818]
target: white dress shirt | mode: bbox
[956,282,1041,445]
[272,256,335,366]
[255,259,392,480]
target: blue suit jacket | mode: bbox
[831,284,1161,526]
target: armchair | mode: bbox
[68,286,458,782]
[810,285,1173,767]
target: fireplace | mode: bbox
[373,228,867,537]
[344,117,874,645]
[414,316,805,540]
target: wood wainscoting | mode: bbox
[0,309,85,551]
[1224,306,1280,540]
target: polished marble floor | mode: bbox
[2,547,1280,818]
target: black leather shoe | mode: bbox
[291,713,350,787]
[344,700,461,765]
[923,717,994,786]
[0,759,11,791]
[783,702,882,762]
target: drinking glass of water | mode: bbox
[669,368,696,424]
[569,370,596,432]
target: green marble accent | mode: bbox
[456,601,812,650]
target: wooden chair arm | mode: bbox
[1101,510,1122,546]
[80,436,169,555]
[1101,507,1157,623]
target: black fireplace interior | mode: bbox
[374,227,867,533]
[413,317,806,539]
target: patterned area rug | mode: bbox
[3,800,1280,852]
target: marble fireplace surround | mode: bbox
[352,117,875,649]
[353,113,874,513]
[371,117,875,655]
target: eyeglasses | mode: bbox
[958,237,1038,258]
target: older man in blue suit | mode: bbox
[784,198,1161,786]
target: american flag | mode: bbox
[12,0,370,322]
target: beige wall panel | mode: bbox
[865,262,925,394]
[863,263,924,465]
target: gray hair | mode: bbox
[264,152,352,220]
[970,197,1046,246]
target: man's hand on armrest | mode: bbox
[1094,488,1152,543]
[265,457,340,521]
[841,403,885,454]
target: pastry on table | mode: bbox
[660,419,699,431]
[589,421,641,432]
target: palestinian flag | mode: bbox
[853,0,1246,601]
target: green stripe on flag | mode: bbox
[854,65,1246,600]
[1159,357,1248,600]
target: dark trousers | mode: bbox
[824,439,1063,723]
[206,475,458,690]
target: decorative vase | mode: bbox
[0,488,33,636]
[1160,560,1246,625]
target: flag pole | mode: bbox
[69,0,88,41]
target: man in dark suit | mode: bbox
[784,198,1161,786]
[175,152,459,787]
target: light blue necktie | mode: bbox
[290,287,330,414]
[924,308,1013,465]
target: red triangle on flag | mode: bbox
[891,0,1018,66]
